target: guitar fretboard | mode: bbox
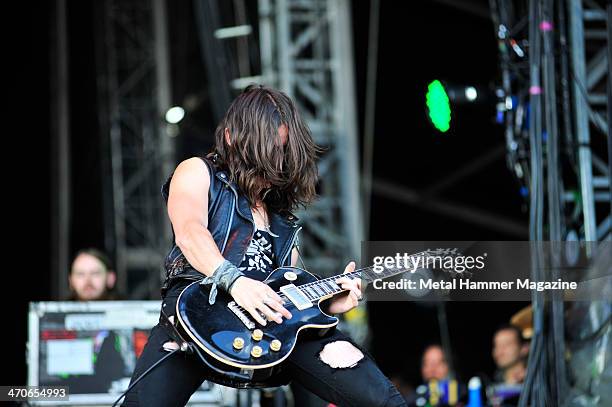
[295,251,429,302]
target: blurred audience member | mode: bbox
[68,248,120,301]
[492,324,528,385]
[421,344,450,382]
[407,344,465,406]
[486,324,528,406]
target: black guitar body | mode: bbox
[176,266,339,388]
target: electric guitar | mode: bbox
[174,248,457,388]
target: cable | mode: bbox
[111,347,181,407]
[362,0,380,239]
[608,0,612,224]
[436,302,455,379]
[557,0,576,166]
[568,315,612,348]
[542,0,568,403]
[520,1,546,405]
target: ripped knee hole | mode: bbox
[318,340,365,368]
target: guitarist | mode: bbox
[122,84,407,407]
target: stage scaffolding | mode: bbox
[94,0,175,298]
[490,0,611,405]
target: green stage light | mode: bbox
[426,80,451,133]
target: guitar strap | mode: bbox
[159,307,192,353]
[294,243,308,269]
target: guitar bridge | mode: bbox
[227,301,256,329]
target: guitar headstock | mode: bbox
[422,248,461,258]
[420,248,467,276]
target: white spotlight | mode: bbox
[165,106,185,124]
[465,87,478,102]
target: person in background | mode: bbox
[68,248,120,301]
[485,324,529,406]
[406,344,464,406]
[62,248,125,392]
[492,324,528,385]
[421,344,450,382]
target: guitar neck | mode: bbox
[295,251,428,302]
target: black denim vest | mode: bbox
[160,156,302,296]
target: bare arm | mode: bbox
[167,157,224,277]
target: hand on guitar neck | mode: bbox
[326,261,363,314]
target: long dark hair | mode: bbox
[207,84,320,212]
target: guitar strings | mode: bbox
[229,266,395,317]
[230,250,443,318]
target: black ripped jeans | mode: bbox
[121,281,406,407]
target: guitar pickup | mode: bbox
[280,284,313,310]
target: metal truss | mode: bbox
[490,1,611,406]
[95,0,175,298]
[256,0,364,275]
[189,0,363,275]
[567,0,610,242]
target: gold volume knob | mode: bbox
[252,329,263,341]
[232,337,244,350]
[270,339,281,351]
[251,345,263,358]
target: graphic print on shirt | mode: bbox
[238,230,276,275]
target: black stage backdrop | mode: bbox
[15,0,526,389]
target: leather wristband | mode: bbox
[199,259,245,305]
